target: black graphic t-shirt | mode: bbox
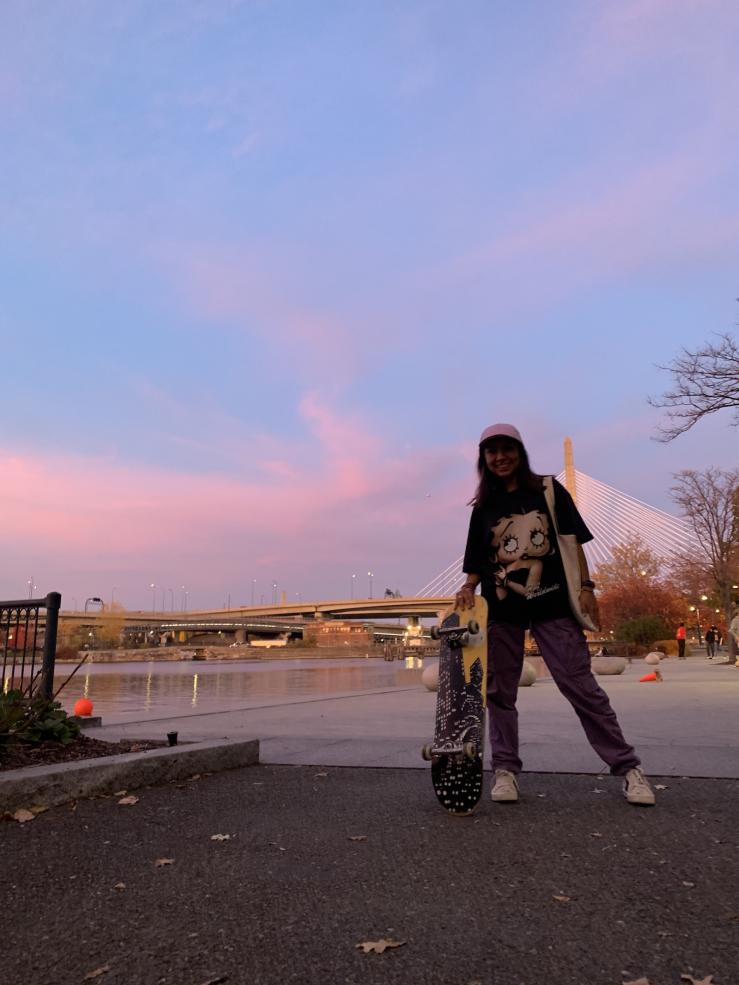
[462,478,593,627]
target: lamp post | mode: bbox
[168,588,174,612]
[150,583,156,612]
[272,581,277,604]
[251,579,256,606]
[181,585,188,612]
[27,576,36,599]
[351,573,356,600]
[84,597,103,613]
[368,571,374,599]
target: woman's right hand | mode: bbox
[455,584,476,610]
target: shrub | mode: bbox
[615,615,671,648]
[0,689,80,752]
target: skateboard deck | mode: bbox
[423,595,488,815]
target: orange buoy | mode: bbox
[639,673,657,683]
[74,698,94,716]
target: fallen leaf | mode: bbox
[355,939,406,954]
[623,978,651,985]
[197,977,229,985]
[154,858,175,867]
[118,796,139,806]
[552,895,573,903]
[113,790,127,797]
[12,809,35,824]
[680,975,714,985]
[210,833,233,841]
[113,882,126,891]
[314,772,328,777]
[188,774,201,781]
[682,881,695,888]
[592,788,604,794]
[83,965,111,980]
[655,784,668,790]
[30,805,49,815]
[348,835,368,842]
[590,832,604,838]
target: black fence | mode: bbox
[0,592,61,700]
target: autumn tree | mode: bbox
[650,331,739,441]
[670,468,739,656]
[593,536,683,641]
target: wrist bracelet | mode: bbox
[581,580,595,590]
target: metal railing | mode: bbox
[0,592,61,700]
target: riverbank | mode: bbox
[56,644,405,663]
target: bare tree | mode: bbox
[670,468,739,657]
[650,332,739,441]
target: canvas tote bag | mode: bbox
[542,476,598,632]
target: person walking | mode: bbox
[676,622,687,660]
[705,625,717,659]
[457,423,655,807]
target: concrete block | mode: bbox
[592,657,627,675]
[422,662,439,691]
[0,737,259,813]
[519,660,536,686]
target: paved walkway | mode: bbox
[4,766,737,985]
[95,656,739,778]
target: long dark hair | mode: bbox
[469,440,544,508]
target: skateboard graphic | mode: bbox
[422,595,488,815]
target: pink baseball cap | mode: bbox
[479,423,523,446]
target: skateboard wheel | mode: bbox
[467,620,479,635]
[421,744,434,761]
[460,631,470,646]
[463,742,477,760]
[430,626,440,640]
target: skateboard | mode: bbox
[422,595,488,815]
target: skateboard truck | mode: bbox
[429,619,480,648]
[421,740,478,762]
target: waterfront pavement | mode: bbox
[93,654,739,779]
[4,654,738,985]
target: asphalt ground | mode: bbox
[3,765,738,985]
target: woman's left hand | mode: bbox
[580,590,600,630]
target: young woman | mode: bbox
[457,423,655,807]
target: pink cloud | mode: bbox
[0,396,469,603]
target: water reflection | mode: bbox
[55,658,426,720]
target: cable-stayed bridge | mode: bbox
[416,452,697,599]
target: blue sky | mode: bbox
[2,0,738,609]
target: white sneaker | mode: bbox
[623,767,656,806]
[491,769,519,803]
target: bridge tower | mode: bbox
[563,436,577,504]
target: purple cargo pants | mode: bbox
[487,617,640,776]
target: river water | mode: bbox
[50,657,427,721]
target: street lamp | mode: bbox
[27,576,36,599]
[272,581,277,604]
[84,597,103,613]
[150,583,156,612]
[351,573,356,600]
[168,588,174,611]
[251,579,256,606]
[368,571,374,599]
[181,585,188,612]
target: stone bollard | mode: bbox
[592,656,627,675]
[519,660,536,687]
[422,662,439,691]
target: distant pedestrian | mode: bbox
[457,423,655,807]
[705,626,717,659]
[676,622,686,660]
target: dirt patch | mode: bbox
[0,735,165,773]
